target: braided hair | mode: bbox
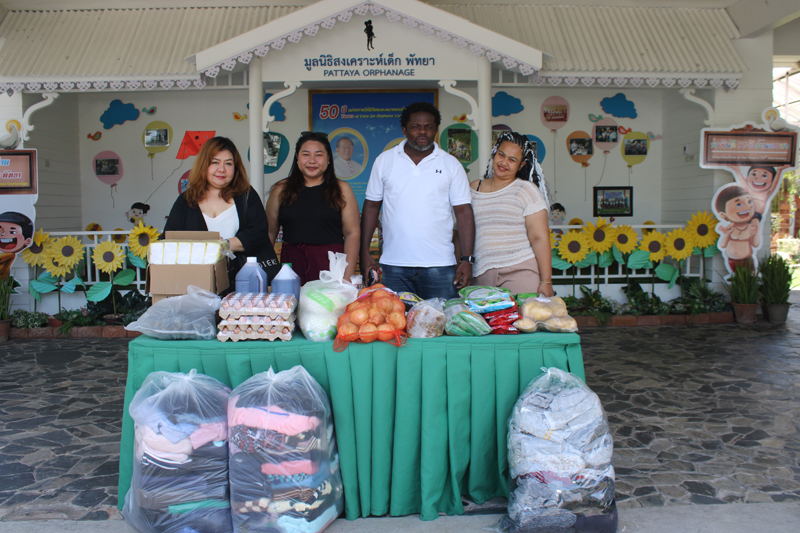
[483,131,550,211]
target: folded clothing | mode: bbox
[228,401,321,435]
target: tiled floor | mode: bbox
[0,309,798,521]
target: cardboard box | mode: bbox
[147,231,229,301]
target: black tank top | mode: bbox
[278,184,344,245]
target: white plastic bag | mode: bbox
[126,285,221,340]
[124,369,232,533]
[228,366,343,533]
[297,252,358,342]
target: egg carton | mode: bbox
[217,325,293,342]
[218,316,296,331]
[219,292,297,319]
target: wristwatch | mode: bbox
[460,255,476,265]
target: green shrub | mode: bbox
[11,309,49,329]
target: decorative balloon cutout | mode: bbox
[567,131,593,200]
[178,170,191,194]
[93,150,123,208]
[526,134,546,164]
[142,121,173,160]
[440,124,478,170]
[246,132,291,175]
[621,131,650,184]
[540,96,570,202]
[591,118,619,153]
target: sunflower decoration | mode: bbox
[641,221,656,235]
[20,228,52,267]
[686,210,719,249]
[113,229,127,244]
[665,228,696,262]
[549,230,559,249]
[93,240,125,274]
[567,217,584,233]
[49,235,84,271]
[558,232,591,264]
[613,225,638,254]
[128,221,161,258]
[639,231,667,262]
[582,217,617,253]
[42,252,70,278]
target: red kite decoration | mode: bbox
[176,131,215,159]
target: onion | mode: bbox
[388,311,407,330]
[376,297,395,315]
[359,323,378,343]
[338,322,358,337]
[376,323,395,342]
[368,307,385,325]
[350,307,369,326]
[392,299,405,314]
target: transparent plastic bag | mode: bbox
[459,286,515,313]
[297,252,359,342]
[406,298,446,338]
[228,366,343,533]
[444,298,490,336]
[124,369,232,533]
[126,285,221,340]
[492,368,617,533]
[515,296,578,333]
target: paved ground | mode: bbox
[0,300,799,530]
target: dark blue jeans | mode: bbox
[380,264,458,301]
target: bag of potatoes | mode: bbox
[514,296,578,333]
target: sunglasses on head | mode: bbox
[300,131,329,140]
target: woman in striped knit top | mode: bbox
[469,132,554,297]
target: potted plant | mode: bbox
[0,275,20,342]
[726,266,760,324]
[759,254,793,325]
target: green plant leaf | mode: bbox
[69,276,85,287]
[574,253,598,268]
[87,282,113,302]
[127,251,147,269]
[668,266,680,289]
[703,244,720,257]
[60,281,76,294]
[655,263,677,282]
[612,245,624,264]
[627,249,651,269]
[30,280,58,294]
[113,269,136,286]
[691,246,702,255]
[28,282,41,303]
[598,250,614,268]
[37,272,57,283]
[552,255,573,270]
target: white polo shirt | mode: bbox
[365,140,471,267]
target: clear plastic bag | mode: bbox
[228,366,343,533]
[297,252,359,342]
[124,369,232,533]
[515,296,578,333]
[492,368,617,533]
[406,298,447,338]
[459,286,515,313]
[444,298,490,336]
[126,285,221,340]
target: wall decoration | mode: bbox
[87,132,102,141]
[550,202,566,237]
[620,132,649,170]
[0,211,34,278]
[567,131,593,200]
[647,132,662,140]
[492,91,524,117]
[125,202,151,225]
[310,89,437,207]
[588,114,603,122]
[142,106,157,115]
[540,96,569,131]
[249,94,286,122]
[591,118,619,153]
[364,20,376,51]
[178,170,191,194]
[593,186,633,217]
[246,132,291,174]
[93,150,123,207]
[712,183,760,274]
[142,121,173,159]
[233,112,248,121]
[492,124,512,147]
[100,100,140,130]
[441,124,477,167]
[0,149,38,195]
[526,134,546,164]
[453,114,468,123]
[600,93,637,119]
[112,229,127,244]
[618,126,632,135]
[85,223,102,232]
[176,131,215,160]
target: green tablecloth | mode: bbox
[118,332,583,520]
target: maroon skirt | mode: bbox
[280,242,345,285]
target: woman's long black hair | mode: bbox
[276,132,344,210]
[483,131,550,210]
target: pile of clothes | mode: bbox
[228,366,343,533]
[498,367,618,533]
[124,370,232,533]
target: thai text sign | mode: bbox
[0,149,37,195]
[703,130,797,167]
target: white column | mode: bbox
[477,57,492,177]
[248,59,264,198]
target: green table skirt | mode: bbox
[119,332,583,520]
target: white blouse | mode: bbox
[203,204,239,240]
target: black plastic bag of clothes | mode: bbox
[228,366,343,533]
[490,367,618,533]
[124,369,232,533]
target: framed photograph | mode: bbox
[624,139,647,156]
[594,186,633,217]
[447,128,473,164]
[95,158,120,176]
[0,149,37,195]
[568,138,593,156]
[595,125,618,143]
[144,128,169,147]
[542,104,568,123]
[264,132,282,168]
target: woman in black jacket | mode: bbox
[164,136,278,285]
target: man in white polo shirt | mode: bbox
[360,101,475,300]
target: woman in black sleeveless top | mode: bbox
[265,132,360,284]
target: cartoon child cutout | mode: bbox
[125,202,150,225]
[715,185,760,274]
[550,202,566,237]
[0,211,33,279]
[733,164,791,221]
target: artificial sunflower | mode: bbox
[639,231,667,262]
[112,229,127,244]
[567,217,584,233]
[550,230,559,249]
[686,210,719,249]
[665,228,695,261]
[613,225,638,254]
[558,232,591,264]
[641,221,656,235]
[49,235,83,270]
[583,217,617,253]
[85,223,103,232]
[93,240,125,274]
[42,252,70,278]
[20,228,52,267]
[128,222,161,258]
